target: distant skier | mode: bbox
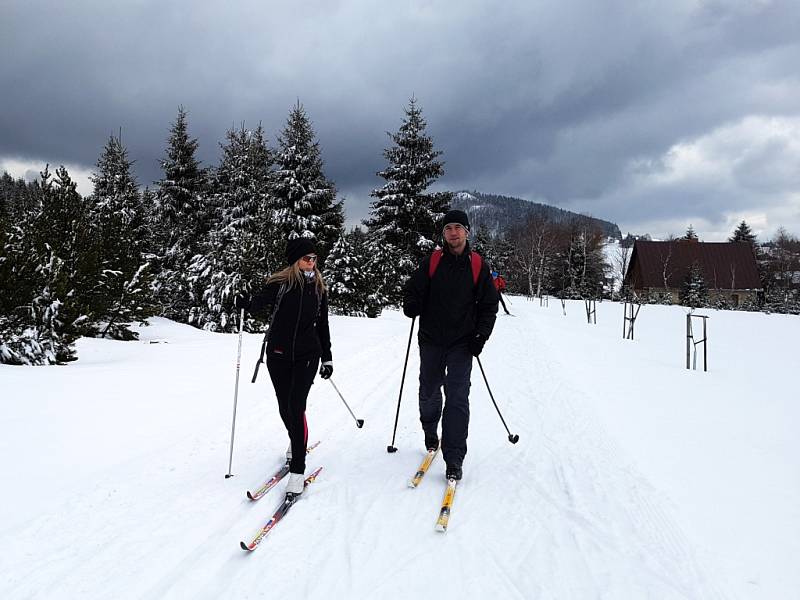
[492,271,511,315]
[236,237,333,498]
[402,209,498,481]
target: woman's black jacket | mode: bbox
[250,279,332,363]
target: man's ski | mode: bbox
[240,466,323,552]
[246,441,320,501]
[408,446,439,488]
[435,478,458,532]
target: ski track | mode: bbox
[0,307,740,599]
[498,303,732,600]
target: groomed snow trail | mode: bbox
[0,305,743,599]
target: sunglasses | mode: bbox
[301,254,318,262]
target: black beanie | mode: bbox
[442,209,470,232]
[286,237,316,265]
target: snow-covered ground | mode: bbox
[1,300,798,599]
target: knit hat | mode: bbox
[286,237,316,266]
[442,209,470,232]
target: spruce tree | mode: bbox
[683,224,699,241]
[364,98,451,305]
[680,261,708,308]
[473,230,514,278]
[365,97,451,266]
[324,228,383,317]
[272,102,344,266]
[151,107,209,321]
[88,133,155,339]
[188,124,277,332]
[1,166,92,364]
[729,220,756,245]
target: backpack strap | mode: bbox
[428,249,443,278]
[470,252,482,286]
[428,249,482,286]
[251,282,287,383]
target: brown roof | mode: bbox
[624,240,761,290]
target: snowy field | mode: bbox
[1,299,798,600]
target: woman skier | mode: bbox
[239,237,333,498]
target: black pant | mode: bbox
[267,356,319,474]
[418,342,472,467]
[498,292,510,314]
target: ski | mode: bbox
[408,446,439,488]
[246,441,320,501]
[240,466,323,552]
[435,478,458,532]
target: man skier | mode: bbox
[402,209,499,481]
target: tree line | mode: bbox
[0,99,452,364]
[2,98,798,365]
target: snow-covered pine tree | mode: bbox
[0,178,9,235]
[324,228,383,317]
[88,133,156,339]
[364,97,451,304]
[151,107,210,322]
[680,261,708,308]
[473,230,514,279]
[683,225,699,241]
[362,236,412,310]
[551,225,607,299]
[271,102,344,266]
[0,250,78,365]
[188,124,277,332]
[0,166,94,364]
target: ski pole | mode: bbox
[387,317,416,453]
[328,379,364,428]
[476,356,519,444]
[225,308,246,478]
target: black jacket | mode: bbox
[402,243,498,347]
[250,278,332,363]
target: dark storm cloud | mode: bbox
[2,0,799,238]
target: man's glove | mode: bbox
[403,301,420,318]
[468,332,486,357]
[319,362,333,379]
[233,293,251,311]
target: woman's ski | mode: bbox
[246,441,320,501]
[240,466,323,552]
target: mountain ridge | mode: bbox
[451,190,622,239]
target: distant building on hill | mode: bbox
[623,239,762,306]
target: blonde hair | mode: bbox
[267,261,327,296]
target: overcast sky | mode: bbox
[2,0,799,240]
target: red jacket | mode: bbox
[493,276,506,292]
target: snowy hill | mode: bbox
[451,191,622,239]
[1,303,797,599]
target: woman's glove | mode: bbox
[233,293,251,311]
[319,362,333,379]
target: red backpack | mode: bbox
[428,249,483,285]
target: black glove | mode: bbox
[468,332,486,357]
[319,363,333,379]
[403,301,420,318]
[233,293,251,311]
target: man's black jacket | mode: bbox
[250,280,332,363]
[402,243,498,347]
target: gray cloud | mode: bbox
[2,0,799,240]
